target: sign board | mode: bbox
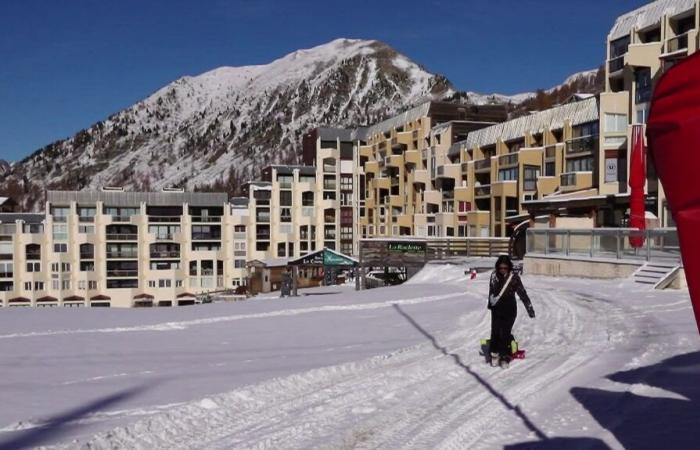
[387,241,426,254]
[605,158,618,183]
[323,251,355,266]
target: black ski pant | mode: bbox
[490,310,516,358]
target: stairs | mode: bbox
[633,262,681,289]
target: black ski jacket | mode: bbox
[487,271,535,317]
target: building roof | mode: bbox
[464,97,599,149]
[268,165,317,176]
[229,197,249,207]
[0,213,45,224]
[47,190,228,207]
[609,0,696,41]
[360,101,433,140]
[317,127,356,142]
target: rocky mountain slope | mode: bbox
[1,39,454,210]
[0,38,604,211]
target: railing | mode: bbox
[106,252,138,259]
[148,215,181,223]
[78,216,94,223]
[667,32,689,53]
[566,135,598,154]
[256,213,271,222]
[474,158,491,171]
[545,145,557,159]
[106,270,138,277]
[22,224,43,234]
[192,233,221,240]
[111,216,133,222]
[256,233,271,240]
[323,181,337,190]
[150,251,180,258]
[526,228,681,263]
[79,253,94,260]
[278,180,292,189]
[475,185,491,197]
[324,215,336,223]
[106,234,138,241]
[608,55,624,72]
[523,180,537,192]
[560,173,576,187]
[26,252,42,260]
[323,164,336,173]
[442,190,455,200]
[0,272,13,278]
[191,216,221,223]
[52,216,67,223]
[499,153,518,166]
[154,233,175,241]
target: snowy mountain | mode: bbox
[1,38,454,210]
[461,68,602,106]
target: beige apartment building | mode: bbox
[0,189,250,308]
[606,0,699,226]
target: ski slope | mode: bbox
[0,263,697,449]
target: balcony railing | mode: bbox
[523,180,537,192]
[106,270,138,277]
[256,233,271,240]
[150,251,180,259]
[79,252,94,260]
[192,233,221,240]
[154,233,175,241]
[110,215,133,222]
[667,32,689,53]
[608,55,624,73]
[566,135,598,154]
[106,234,138,241]
[148,215,181,223]
[52,216,67,223]
[191,216,221,223]
[0,272,13,278]
[498,153,518,166]
[474,159,491,171]
[106,251,138,259]
[26,252,41,261]
[475,185,491,197]
[442,191,455,200]
[560,173,577,187]
[78,216,94,223]
[545,145,557,159]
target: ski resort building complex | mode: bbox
[0,0,697,306]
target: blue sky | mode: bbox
[0,0,648,162]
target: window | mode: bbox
[148,280,156,288]
[24,282,32,291]
[78,280,86,290]
[54,243,67,253]
[545,162,555,177]
[52,223,68,241]
[287,242,294,257]
[635,68,652,104]
[89,280,97,290]
[299,175,315,184]
[189,261,197,276]
[26,262,41,272]
[51,263,59,272]
[340,175,353,190]
[234,225,246,233]
[107,279,138,289]
[566,157,594,172]
[175,280,183,287]
[52,280,59,290]
[340,192,353,206]
[61,262,70,272]
[278,243,286,257]
[234,259,246,269]
[523,165,540,191]
[51,206,70,222]
[498,168,518,181]
[159,279,172,288]
[78,225,95,234]
[280,207,292,223]
[80,261,95,272]
[302,192,314,206]
[77,207,96,221]
[279,190,292,206]
[34,281,44,291]
[277,175,293,188]
[604,114,627,133]
[61,280,70,290]
[340,226,353,240]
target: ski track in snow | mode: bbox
[55,276,684,450]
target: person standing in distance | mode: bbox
[488,255,535,368]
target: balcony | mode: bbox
[192,233,221,241]
[372,177,391,190]
[566,135,599,155]
[386,155,404,168]
[148,215,181,223]
[110,215,133,223]
[150,251,180,259]
[436,164,460,180]
[474,158,491,172]
[359,145,373,158]
[106,233,138,241]
[389,195,403,207]
[423,190,442,205]
[560,171,593,192]
[78,216,94,223]
[413,170,430,186]
[475,185,491,198]
[608,55,624,74]
[106,251,138,259]
[106,270,138,277]
[498,153,519,167]
[154,233,176,241]
[191,216,221,223]
[365,161,379,174]
[666,32,689,53]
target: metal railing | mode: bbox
[475,185,491,197]
[148,215,181,223]
[474,159,491,171]
[150,251,180,259]
[499,153,518,166]
[106,270,138,277]
[566,135,598,154]
[106,252,138,259]
[106,234,138,241]
[608,55,624,72]
[667,32,689,53]
[526,228,681,262]
[191,216,221,223]
[192,233,221,241]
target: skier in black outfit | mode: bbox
[488,255,535,368]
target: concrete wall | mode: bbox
[524,255,641,279]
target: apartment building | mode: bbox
[606,0,699,226]
[0,189,250,308]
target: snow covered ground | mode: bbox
[0,262,697,449]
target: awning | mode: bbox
[63,295,84,301]
[8,297,30,303]
[133,293,154,300]
[176,292,196,298]
[36,296,58,302]
[90,294,111,301]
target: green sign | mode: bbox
[387,242,426,254]
[323,250,355,266]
